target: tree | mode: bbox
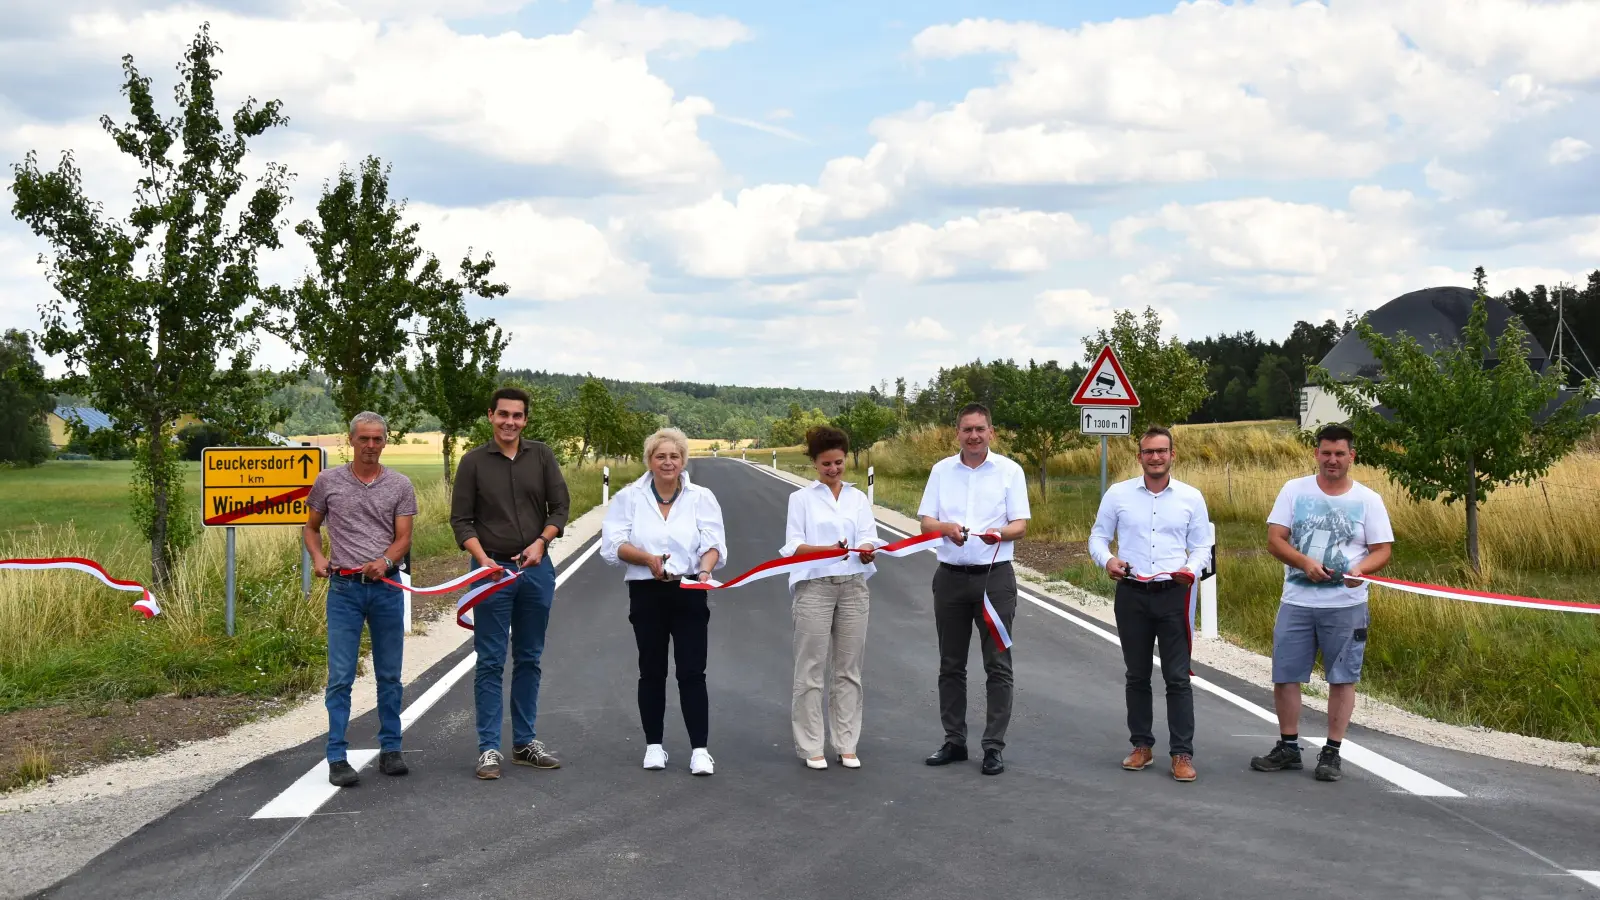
[1309,286,1598,571]
[0,329,53,466]
[405,253,510,488]
[1249,353,1297,419]
[768,402,830,446]
[832,396,898,466]
[267,155,439,440]
[1084,307,1210,431]
[993,359,1081,491]
[576,377,619,461]
[10,28,291,585]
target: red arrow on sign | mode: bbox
[1071,345,1141,407]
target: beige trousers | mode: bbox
[792,574,870,758]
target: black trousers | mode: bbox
[933,562,1017,752]
[1113,579,1194,757]
[628,579,710,748]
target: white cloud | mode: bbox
[1423,158,1472,200]
[1548,137,1593,165]
[767,108,795,121]
[1034,288,1113,331]
[406,201,644,301]
[905,317,951,341]
[578,0,751,59]
[61,7,729,184]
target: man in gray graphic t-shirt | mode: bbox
[1249,423,1392,784]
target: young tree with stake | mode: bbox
[9,28,290,586]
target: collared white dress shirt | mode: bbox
[778,480,883,589]
[916,451,1032,565]
[600,472,729,581]
[1088,476,1213,579]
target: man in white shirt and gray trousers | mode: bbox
[1090,424,1212,783]
[918,403,1031,776]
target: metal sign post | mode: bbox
[225,526,237,637]
[1100,436,1108,497]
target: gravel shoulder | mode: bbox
[0,506,606,900]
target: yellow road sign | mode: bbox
[202,447,325,527]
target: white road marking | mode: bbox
[1571,871,1600,889]
[251,539,604,820]
[867,519,1464,798]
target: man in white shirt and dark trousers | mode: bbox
[918,403,1031,776]
[1251,423,1392,783]
[1089,425,1212,783]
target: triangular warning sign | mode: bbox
[1071,345,1141,407]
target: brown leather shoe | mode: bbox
[1121,746,1155,770]
[1171,754,1197,782]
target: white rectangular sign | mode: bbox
[1079,407,1132,435]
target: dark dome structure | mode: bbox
[1317,286,1547,381]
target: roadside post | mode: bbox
[202,445,326,636]
[1200,533,1219,640]
[300,443,313,599]
[603,465,611,505]
[400,552,413,634]
[772,449,777,470]
[868,466,875,506]
[1070,345,1141,497]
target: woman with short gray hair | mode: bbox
[600,427,727,775]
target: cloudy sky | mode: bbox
[2,0,1598,390]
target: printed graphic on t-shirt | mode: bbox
[1287,494,1364,588]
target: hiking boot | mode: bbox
[1314,747,1343,782]
[327,759,359,787]
[1249,741,1304,772]
[475,749,503,780]
[512,740,561,769]
[379,750,408,776]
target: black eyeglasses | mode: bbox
[1138,448,1171,456]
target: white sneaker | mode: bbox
[642,744,667,770]
[804,756,828,770]
[690,747,715,776]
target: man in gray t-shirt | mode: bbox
[1250,423,1393,784]
[303,412,418,788]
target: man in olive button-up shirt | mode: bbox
[450,386,572,780]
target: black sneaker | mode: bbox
[981,749,1005,776]
[1314,747,1343,782]
[379,750,408,776]
[512,740,561,769]
[925,742,969,766]
[1249,741,1304,772]
[327,759,359,787]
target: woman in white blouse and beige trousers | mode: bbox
[780,426,883,770]
[601,427,727,776]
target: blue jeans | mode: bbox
[325,577,405,762]
[473,555,555,752]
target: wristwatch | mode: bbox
[382,555,394,569]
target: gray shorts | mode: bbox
[1271,602,1369,685]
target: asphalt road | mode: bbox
[34,459,1600,900]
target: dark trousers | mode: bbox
[628,579,710,748]
[1114,580,1194,757]
[933,562,1017,751]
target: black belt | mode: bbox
[939,561,1011,575]
[1118,577,1188,594]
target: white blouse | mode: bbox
[600,472,729,582]
[779,480,883,588]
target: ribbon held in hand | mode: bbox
[1348,574,1600,615]
[0,557,161,617]
[333,564,524,630]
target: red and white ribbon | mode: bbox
[1350,574,1600,615]
[682,529,1016,651]
[0,557,161,618]
[333,564,524,630]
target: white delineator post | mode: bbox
[772,449,778,470]
[603,465,611,505]
[401,564,413,634]
[1200,536,1218,640]
[867,466,875,506]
